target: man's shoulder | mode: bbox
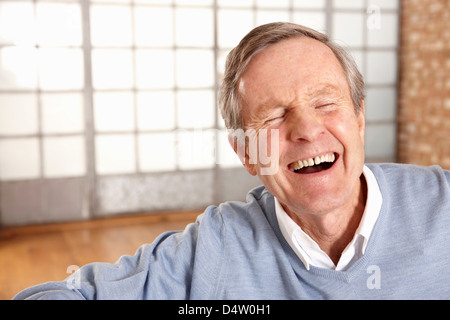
[366,162,450,211]
[197,185,275,233]
[366,162,450,185]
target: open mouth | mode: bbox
[288,152,337,174]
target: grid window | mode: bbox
[0,0,85,182]
[217,9,254,48]
[92,49,134,89]
[177,90,215,129]
[366,51,398,85]
[367,13,399,47]
[0,0,400,223]
[177,129,215,170]
[36,3,82,47]
[134,6,173,47]
[38,48,84,90]
[332,13,365,47]
[137,91,175,131]
[365,88,397,122]
[138,133,176,172]
[90,5,133,47]
[0,47,38,89]
[0,94,38,135]
[135,49,174,89]
[176,49,215,88]
[293,0,325,8]
[94,92,135,132]
[0,2,35,46]
[0,138,40,180]
[43,136,86,178]
[96,134,136,175]
[41,93,84,134]
[175,8,214,48]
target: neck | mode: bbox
[284,175,367,265]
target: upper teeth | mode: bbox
[289,153,336,171]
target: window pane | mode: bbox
[293,0,326,8]
[41,93,84,134]
[292,11,326,32]
[175,8,214,48]
[177,90,215,129]
[176,49,214,88]
[177,129,215,170]
[36,3,82,46]
[94,92,135,132]
[366,51,397,84]
[43,136,86,178]
[38,48,84,90]
[0,47,37,89]
[96,134,136,174]
[137,91,175,131]
[256,10,290,26]
[333,0,365,9]
[0,1,35,46]
[365,87,397,122]
[367,13,399,48]
[135,0,171,4]
[90,5,132,47]
[0,138,40,180]
[0,94,38,135]
[218,0,253,7]
[92,0,130,3]
[218,9,254,48]
[332,13,364,47]
[369,0,399,10]
[174,0,213,6]
[365,123,396,159]
[92,49,133,89]
[134,6,173,47]
[256,0,289,8]
[138,133,176,172]
[135,49,174,89]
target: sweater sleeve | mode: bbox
[13,213,211,300]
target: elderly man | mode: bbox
[15,23,450,300]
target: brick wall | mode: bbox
[397,0,450,169]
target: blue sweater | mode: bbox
[14,164,450,299]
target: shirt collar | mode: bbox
[275,165,383,270]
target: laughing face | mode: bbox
[237,37,366,218]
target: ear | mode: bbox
[357,100,365,142]
[228,134,258,176]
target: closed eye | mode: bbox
[316,103,337,112]
[264,114,285,125]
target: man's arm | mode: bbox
[13,220,202,300]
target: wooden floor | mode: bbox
[0,211,200,300]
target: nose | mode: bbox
[287,108,326,143]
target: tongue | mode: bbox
[296,162,332,174]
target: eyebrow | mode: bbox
[258,83,343,109]
[307,84,343,97]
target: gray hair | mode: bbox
[218,22,365,130]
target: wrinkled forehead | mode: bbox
[238,37,350,111]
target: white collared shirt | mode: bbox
[275,165,383,271]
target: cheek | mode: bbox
[326,113,365,151]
